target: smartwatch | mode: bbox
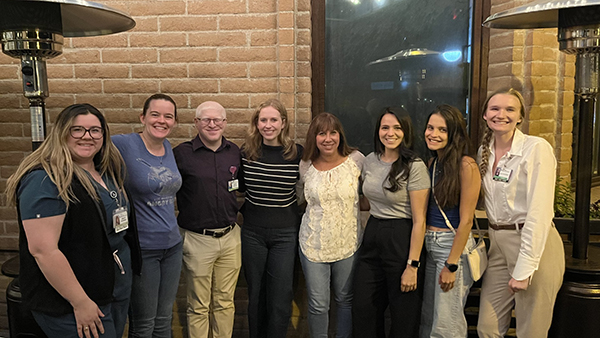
[407,259,420,268]
[444,260,458,273]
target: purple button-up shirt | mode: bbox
[173,135,240,233]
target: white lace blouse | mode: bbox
[297,151,365,263]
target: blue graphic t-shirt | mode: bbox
[113,133,182,250]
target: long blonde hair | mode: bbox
[242,98,298,161]
[478,88,525,178]
[5,104,125,208]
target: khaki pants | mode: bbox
[477,226,564,338]
[182,226,242,338]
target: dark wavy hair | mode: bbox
[303,113,355,161]
[374,107,418,192]
[426,104,475,209]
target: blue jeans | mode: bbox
[128,240,183,338]
[33,304,116,338]
[242,225,298,338]
[420,231,474,338]
[300,249,356,338]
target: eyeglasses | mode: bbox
[70,126,104,140]
[195,117,226,126]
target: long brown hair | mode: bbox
[478,88,525,178]
[426,104,475,209]
[242,98,298,161]
[303,113,355,161]
[5,104,125,207]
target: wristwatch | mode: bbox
[444,261,458,273]
[407,259,420,268]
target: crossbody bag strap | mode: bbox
[432,159,484,252]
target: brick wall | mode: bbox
[487,0,575,181]
[0,0,312,251]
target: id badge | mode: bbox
[228,179,239,192]
[113,206,129,233]
[493,167,512,183]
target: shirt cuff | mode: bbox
[511,254,539,281]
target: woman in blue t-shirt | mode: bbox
[420,104,481,338]
[5,103,141,338]
[112,94,182,338]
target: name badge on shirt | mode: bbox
[493,167,513,183]
[228,179,239,192]
[113,206,129,233]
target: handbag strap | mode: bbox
[431,159,484,253]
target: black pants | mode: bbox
[352,216,425,338]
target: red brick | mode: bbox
[54,49,101,64]
[132,65,187,79]
[278,12,294,28]
[221,79,277,93]
[249,0,276,13]
[103,109,143,123]
[296,62,310,77]
[108,124,136,135]
[280,78,294,93]
[297,46,311,61]
[45,95,76,108]
[251,31,277,46]
[279,46,294,61]
[104,80,159,93]
[296,30,310,46]
[47,65,75,79]
[160,16,218,31]
[75,94,131,109]
[49,79,102,93]
[298,77,311,93]
[189,63,247,78]
[0,124,23,137]
[220,14,277,30]
[250,94,278,108]
[0,66,19,80]
[249,63,277,77]
[279,0,294,11]
[0,55,19,65]
[219,47,276,62]
[298,0,311,11]
[75,65,129,79]
[189,94,249,109]
[0,139,30,152]
[279,62,295,77]
[103,49,158,63]
[188,0,246,14]
[0,81,22,93]
[71,34,128,48]
[189,32,247,47]
[125,1,186,16]
[130,33,187,47]
[296,12,311,29]
[131,94,189,111]
[160,48,217,63]
[132,17,159,32]
[160,79,219,93]
[0,95,22,109]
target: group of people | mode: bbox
[5,88,564,338]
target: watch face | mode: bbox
[445,261,458,272]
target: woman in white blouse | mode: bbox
[477,88,565,338]
[297,112,364,338]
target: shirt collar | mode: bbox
[489,128,526,158]
[192,135,230,152]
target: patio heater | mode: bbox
[0,0,135,150]
[484,0,600,336]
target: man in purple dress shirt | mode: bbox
[173,101,241,338]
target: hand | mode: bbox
[401,265,418,292]
[508,277,529,294]
[438,266,456,292]
[73,298,105,338]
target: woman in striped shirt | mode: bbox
[240,98,304,338]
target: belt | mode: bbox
[489,223,524,231]
[201,224,235,238]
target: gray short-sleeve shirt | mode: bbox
[361,152,430,219]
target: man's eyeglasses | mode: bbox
[70,126,104,140]
[195,117,226,126]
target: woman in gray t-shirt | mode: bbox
[352,107,430,337]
